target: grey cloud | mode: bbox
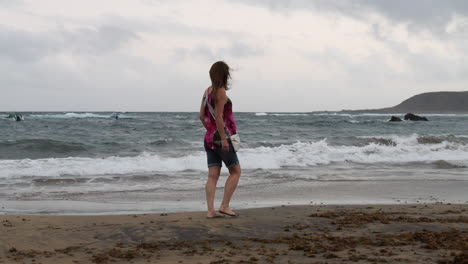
[351,0,468,26]
[234,0,468,90]
[0,26,59,62]
[173,42,263,62]
[304,47,401,88]
[0,0,23,7]
[305,40,468,85]
[234,0,468,33]
[193,45,216,61]
[0,25,138,62]
[298,37,468,110]
[0,43,202,111]
[170,47,189,61]
[228,42,264,57]
[382,37,468,83]
[101,14,247,38]
[59,25,139,55]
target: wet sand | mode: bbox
[1,204,467,263]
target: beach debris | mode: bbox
[3,205,467,263]
[2,219,13,227]
[309,210,468,227]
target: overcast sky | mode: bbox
[1,0,467,112]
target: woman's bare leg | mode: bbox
[219,164,241,215]
[206,166,222,218]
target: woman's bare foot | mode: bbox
[218,207,238,217]
[206,211,224,219]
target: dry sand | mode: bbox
[1,204,467,264]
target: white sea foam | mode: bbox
[30,113,113,119]
[0,152,206,178]
[347,120,360,124]
[271,113,308,116]
[312,113,354,117]
[1,135,467,178]
[312,113,468,117]
[255,113,308,116]
[241,137,468,169]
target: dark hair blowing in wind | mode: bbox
[209,61,231,98]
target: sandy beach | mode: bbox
[1,204,467,264]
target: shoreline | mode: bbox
[1,201,466,216]
[1,204,467,263]
[2,179,467,215]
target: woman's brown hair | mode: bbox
[209,61,231,98]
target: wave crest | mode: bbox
[30,113,109,118]
[1,134,467,177]
[255,113,308,116]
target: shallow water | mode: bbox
[1,112,467,213]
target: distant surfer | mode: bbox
[4,113,23,121]
[110,113,119,120]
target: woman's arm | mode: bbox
[214,88,229,152]
[199,92,209,130]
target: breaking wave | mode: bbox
[1,134,467,178]
[28,113,134,119]
[255,113,308,116]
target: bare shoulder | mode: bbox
[218,87,227,95]
[216,88,227,102]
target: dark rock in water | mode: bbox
[389,116,402,122]
[404,113,428,121]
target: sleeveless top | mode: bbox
[203,89,237,149]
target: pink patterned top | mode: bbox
[203,89,237,149]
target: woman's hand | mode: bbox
[221,138,229,152]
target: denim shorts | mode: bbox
[204,141,240,168]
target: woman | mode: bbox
[199,61,241,219]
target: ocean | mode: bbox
[1,112,467,214]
